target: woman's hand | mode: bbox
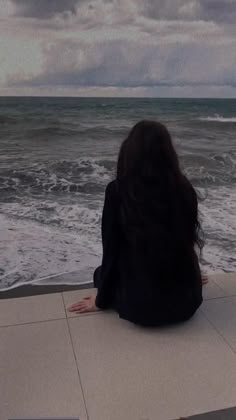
[67,295,100,314]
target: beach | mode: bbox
[0,97,236,290]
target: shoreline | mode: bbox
[0,281,93,299]
[0,270,94,299]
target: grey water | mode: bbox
[0,97,236,289]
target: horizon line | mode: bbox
[0,95,235,99]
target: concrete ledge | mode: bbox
[1,272,236,420]
[1,271,235,301]
[173,405,236,419]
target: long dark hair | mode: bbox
[116,120,204,254]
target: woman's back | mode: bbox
[95,120,203,326]
[112,177,203,325]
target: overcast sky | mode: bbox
[0,0,235,97]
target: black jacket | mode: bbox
[95,180,203,326]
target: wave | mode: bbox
[26,126,81,138]
[182,151,236,185]
[0,150,235,197]
[199,115,236,123]
[0,115,17,125]
[18,124,128,142]
[0,158,114,195]
[0,117,128,136]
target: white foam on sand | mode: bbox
[1,184,236,290]
[200,186,236,273]
[0,213,101,291]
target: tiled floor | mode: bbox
[201,296,236,351]
[1,274,236,420]
[0,293,65,326]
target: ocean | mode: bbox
[0,97,236,290]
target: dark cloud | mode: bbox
[199,0,236,23]
[11,0,80,19]
[1,0,235,97]
[9,39,236,89]
[142,0,187,21]
[142,0,236,23]
[9,0,236,24]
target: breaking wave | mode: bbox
[0,158,115,195]
[199,115,236,123]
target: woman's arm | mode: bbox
[95,181,119,309]
[67,181,119,314]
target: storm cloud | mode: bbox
[10,0,236,23]
[142,0,236,23]
[11,0,79,19]
[0,0,235,97]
